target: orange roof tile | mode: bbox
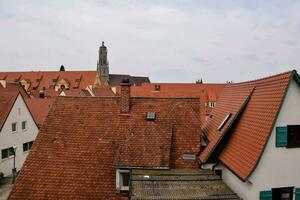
[25,98,54,126]
[0,91,19,131]
[199,70,297,181]
[93,85,116,97]
[130,83,226,126]
[9,96,201,199]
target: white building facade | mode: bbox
[0,93,39,177]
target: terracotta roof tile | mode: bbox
[130,83,226,126]
[199,85,254,162]
[9,96,201,199]
[200,70,295,181]
[93,85,116,97]
[25,98,54,126]
[0,91,18,131]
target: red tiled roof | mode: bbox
[129,83,226,126]
[0,91,18,131]
[199,85,254,162]
[0,82,30,99]
[25,98,54,127]
[199,70,296,181]
[9,96,200,199]
[93,85,116,97]
[0,71,150,98]
[0,71,96,91]
[59,89,92,97]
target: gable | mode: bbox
[200,70,295,181]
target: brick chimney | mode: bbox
[120,79,131,113]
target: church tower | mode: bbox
[97,41,109,82]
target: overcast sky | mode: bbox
[0,0,300,83]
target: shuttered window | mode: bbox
[260,190,272,200]
[276,126,287,147]
[296,188,300,200]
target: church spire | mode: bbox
[97,41,109,82]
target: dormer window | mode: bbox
[116,169,130,192]
[154,85,160,91]
[217,113,232,131]
[209,101,216,108]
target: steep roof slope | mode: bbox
[25,98,54,127]
[200,70,297,181]
[0,91,19,131]
[9,96,201,199]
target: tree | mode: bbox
[60,65,65,71]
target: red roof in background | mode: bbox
[200,70,296,181]
[93,85,116,97]
[0,71,97,91]
[0,91,19,131]
[59,89,92,97]
[127,83,226,126]
[9,96,201,199]
[130,83,225,99]
[0,82,30,99]
[25,98,54,127]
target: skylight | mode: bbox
[217,113,232,131]
[146,112,156,121]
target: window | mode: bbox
[1,147,15,160]
[276,125,300,148]
[12,122,17,132]
[116,169,130,192]
[287,125,300,147]
[260,187,300,200]
[22,121,27,130]
[217,113,232,131]
[182,153,196,160]
[272,187,294,200]
[146,112,156,121]
[23,141,34,152]
[154,85,160,91]
[201,134,209,149]
[209,101,216,108]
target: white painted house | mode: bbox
[0,88,39,177]
[199,70,300,200]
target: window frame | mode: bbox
[21,121,27,131]
[1,147,15,160]
[23,141,34,152]
[116,169,130,192]
[217,113,232,131]
[11,122,17,133]
[272,187,294,200]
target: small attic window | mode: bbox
[146,112,156,121]
[154,85,160,91]
[217,112,232,131]
[183,153,196,160]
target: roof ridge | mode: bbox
[234,70,293,85]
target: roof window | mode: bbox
[154,85,160,91]
[146,112,156,121]
[217,113,232,131]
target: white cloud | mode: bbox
[0,0,299,82]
